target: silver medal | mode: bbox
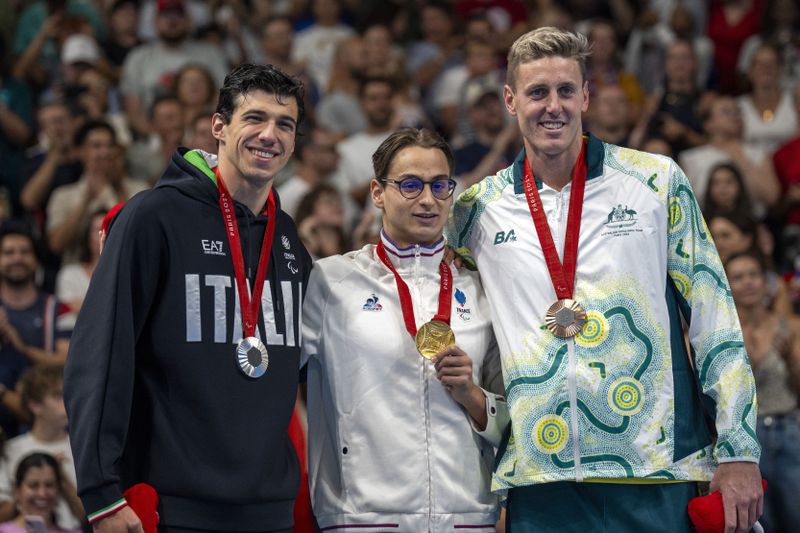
[236,336,269,378]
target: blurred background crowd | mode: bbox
[0,0,799,531]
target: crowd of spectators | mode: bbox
[0,0,799,530]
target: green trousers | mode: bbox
[506,481,700,532]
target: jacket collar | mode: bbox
[379,229,445,273]
[512,132,605,195]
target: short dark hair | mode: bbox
[20,364,64,422]
[73,119,116,147]
[15,452,63,491]
[149,93,182,119]
[0,220,38,261]
[708,211,758,237]
[262,14,294,36]
[372,128,454,182]
[215,64,305,127]
[724,248,766,273]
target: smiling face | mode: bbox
[505,56,589,161]
[15,465,59,518]
[371,146,453,248]
[0,234,37,287]
[212,90,298,189]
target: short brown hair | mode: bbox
[372,128,454,182]
[19,364,64,422]
[506,26,591,90]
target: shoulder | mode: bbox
[313,249,364,283]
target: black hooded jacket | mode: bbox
[64,149,312,530]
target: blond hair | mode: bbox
[506,26,591,90]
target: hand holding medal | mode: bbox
[376,241,456,358]
[522,141,588,338]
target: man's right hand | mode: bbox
[93,506,143,533]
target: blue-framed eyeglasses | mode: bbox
[380,177,457,200]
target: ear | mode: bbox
[581,80,590,113]
[211,113,226,143]
[504,85,517,116]
[370,179,385,209]
[28,400,42,418]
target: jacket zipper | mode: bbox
[414,244,434,532]
[556,188,582,481]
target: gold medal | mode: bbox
[545,298,586,337]
[415,320,456,359]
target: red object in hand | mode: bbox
[688,479,767,533]
[123,483,159,533]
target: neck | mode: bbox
[525,135,583,191]
[297,163,323,186]
[366,123,391,135]
[753,85,780,101]
[667,78,693,93]
[0,283,37,309]
[710,132,736,145]
[31,420,67,443]
[382,228,442,250]
[217,159,272,214]
[476,127,500,146]
[737,303,767,327]
[592,124,626,144]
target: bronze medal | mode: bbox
[415,320,456,359]
[545,298,586,338]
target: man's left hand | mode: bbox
[709,461,763,533]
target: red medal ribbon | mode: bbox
[522,141,587,299]
[376,240,453,338]
[214,166,276,339]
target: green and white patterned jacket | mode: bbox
[446,134,760,493]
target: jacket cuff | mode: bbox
[716,456,760,464]
[82,484,128,523]
[470,388,510,447]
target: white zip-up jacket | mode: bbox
[302,232,509,532]
[446,134,760,493]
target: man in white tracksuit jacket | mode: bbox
[302,128,509,531]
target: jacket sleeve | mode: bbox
[64,194,166,522]
[445,186,483,270]
[665,160,760,464]
[471,334,510,447]
[301,262,331,367]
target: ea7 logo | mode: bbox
[494,229,517,245]
[201,239,225,256]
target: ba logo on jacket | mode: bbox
[454,288,471,321]
[494,229,517,245]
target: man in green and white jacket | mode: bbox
[446,26,762,533]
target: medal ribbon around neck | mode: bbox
[522,141,587,300]
[523,141,588,337]
[376,240,453,339]
[213,165,276,341]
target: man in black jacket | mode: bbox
[64,64,312,533]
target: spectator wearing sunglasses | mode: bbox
[302,128,507,531]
